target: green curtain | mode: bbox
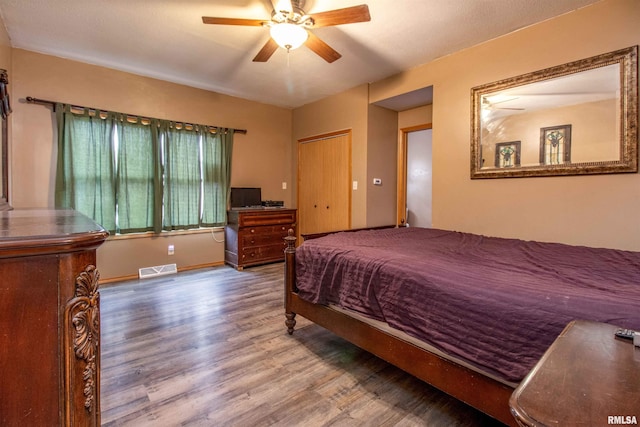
[115,117,160,233]
[55,104,116,232]
[201,127,233,227]
[162,122,202,230]
[55,104,234,234]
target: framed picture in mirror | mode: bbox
[540,124,571,165]
[495,141,521,168]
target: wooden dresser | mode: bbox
[0,209,108,426]
[225,208,296,270]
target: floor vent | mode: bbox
[138,263,177,279]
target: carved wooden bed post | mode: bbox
[284,229,297,334]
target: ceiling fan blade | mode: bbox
[202,16,266,26]
[305,31,341,63]
[311,4,371,27]
[253,38,279,62]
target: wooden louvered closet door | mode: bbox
[298,131,351,236]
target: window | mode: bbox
[163,123,202,230]
[55,104,234,234]
[115,117,158,233]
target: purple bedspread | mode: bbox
[295,227,640,383]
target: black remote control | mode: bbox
[615,328,635,340]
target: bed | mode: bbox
[283,226,640,426]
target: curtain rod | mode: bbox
[25,96,247,134]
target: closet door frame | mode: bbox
[297,130,352,237]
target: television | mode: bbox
[230,187,262,208]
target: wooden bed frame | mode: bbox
[283,228,518,427]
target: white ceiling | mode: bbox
[0,0,602,110]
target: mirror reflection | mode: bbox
[471,46,638,178]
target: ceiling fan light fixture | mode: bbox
[270,23,308,51]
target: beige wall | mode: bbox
[368,0,640,251]
[292,84,369,228]
[0,22,10,90]
[399,105,433,130]
[10,49,292,280]
[0,25,10,97]
[366,104,397,227]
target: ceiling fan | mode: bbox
[202,0,371,63]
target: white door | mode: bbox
[406,129,432,227]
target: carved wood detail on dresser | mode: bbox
[0,209,108,426]
[225,208,296,270]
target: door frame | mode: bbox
[397,123,432,226]
[297,129,352,238]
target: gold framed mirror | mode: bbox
[471,46,638,179]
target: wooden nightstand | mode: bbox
[510,320,640,427]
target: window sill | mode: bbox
[107,226,225,241]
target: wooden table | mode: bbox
[510,320,640,426]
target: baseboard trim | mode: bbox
[100,261,226,285]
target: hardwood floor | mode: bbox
[100,263,506,426]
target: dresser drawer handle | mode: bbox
[250,229,256,233]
